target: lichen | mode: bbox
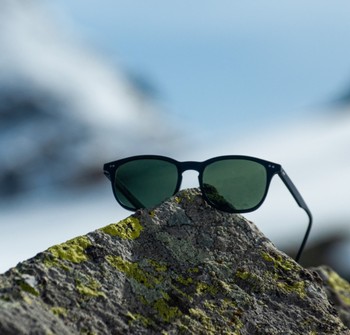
[76,277,106,298]
[156,231,206,265]
[277,280,306,299]
[235,270,264,292]
[106,255,161,288]
[176,275,193,286]
[147,259,167,272]
[19,281,39,297]
[153,298,182,322]
[189,308,215,333]
[127,311,152,327]
[261,252,306,299]
[100,217,143,240]
[261,251,296,272]
[327,270,350,305]
[47,236,91,264]
[51,306,68,318]
[196,282,218,296]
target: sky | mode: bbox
[2,1,350,273]
[44,0,350,137]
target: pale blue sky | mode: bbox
[45,0,350,137]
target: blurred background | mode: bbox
[1,0,350,278]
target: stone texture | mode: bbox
[0,188,350,334]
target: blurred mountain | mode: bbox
[0,1,178,199]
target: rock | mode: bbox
[0,188,350,334]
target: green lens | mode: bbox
[202,159,267,211]
[114,159,178,209]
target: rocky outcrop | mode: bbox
[1,188,350,334]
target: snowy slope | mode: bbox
[0,1,180,198]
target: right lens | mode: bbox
[114,158,179,210]
[202,158,267,212]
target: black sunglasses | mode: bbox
[103,155,312,262]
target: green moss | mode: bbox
[47,236,91,264]
[327,270,350,305]
[51,306,68,318]
[106,255,160,288]
[100,217,143,240]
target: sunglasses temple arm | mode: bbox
[114,177,145,209]
[278,168,313,263]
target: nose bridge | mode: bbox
[179,161,202,173]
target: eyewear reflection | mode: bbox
[103,155,312,262]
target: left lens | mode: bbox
[114,158,178,210]
[201,159,267,212]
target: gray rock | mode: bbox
[1,188,350,334]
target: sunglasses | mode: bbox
[103,155,312,262]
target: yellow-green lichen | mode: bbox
[147,259,167,272]
[127,311,152,327]
[196,282,218,296]
[188,298,243,335]
[47,236,91,264]
[176,275,193,286]
[51,306,68,318]
[106,255,160,288]
[19,281,39,297]
[261,252,306,299]
[189,308,216,334]
[277,280,306,299]
[100,217,143,240]
[262,252,296,272]
[235,271,251,280]
[153,298,182,322]
[174,196,181,204]
[327,270,350,305]
[76,278,106,298]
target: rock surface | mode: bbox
[1,188,350,334]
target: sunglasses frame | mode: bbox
[103,155,312,262]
